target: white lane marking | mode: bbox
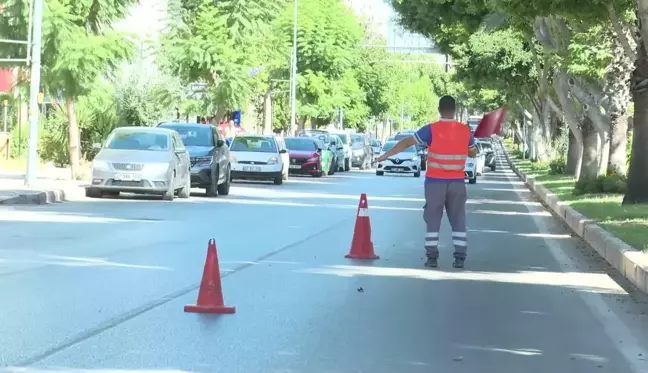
[503,154,648,372]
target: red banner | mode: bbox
[474,106,506,138]
[0,69,13,93]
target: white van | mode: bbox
[229,134,289,185]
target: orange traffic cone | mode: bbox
[184,239,236,314]
[345,193,379,259]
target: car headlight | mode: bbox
[92,160,110,171]
[145,163,170,173]
[193,156,213,164]
[307,157,319,162]
[268,156,279,165]
[411,157,418,162]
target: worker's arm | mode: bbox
[375,136,417,162]
[467,133,478,158]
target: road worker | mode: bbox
[375,96,478,268]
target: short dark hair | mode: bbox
[439,96,456,112]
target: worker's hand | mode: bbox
[375,154,389,163]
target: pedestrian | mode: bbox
[375,96,477,269]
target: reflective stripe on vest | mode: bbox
[426,120,471,179]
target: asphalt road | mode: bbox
[1,153,648,373]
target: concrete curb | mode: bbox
[498,141,648,294]
[0,188,67,205]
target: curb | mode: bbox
[498,141,648,294]
[0,189,67,205]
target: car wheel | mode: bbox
[178,171,191,199]
[274,175,283,185]
[85,188,103,198]
[469,175,477,184]
[206,167,218,197]
[217,165,231,196]
[328,159,336,175]
[344,158,351,171]
[414,171,421,177]
[163,172,176,201]
[376,171,384,176]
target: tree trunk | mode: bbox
[605,29,633,176]
[214,108,226,123]
[66,98,81,180]
[623,34,648,204]
[566,130,582,178]
[579,116,600,181]
[598,130,610,175]
[263,91,272,135]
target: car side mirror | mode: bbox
[279,149,287,154]
[92,143,102,150]
[216,139,225,147]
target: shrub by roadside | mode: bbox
[503,141,648,252]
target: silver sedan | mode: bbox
[86,127,191,201]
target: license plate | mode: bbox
[289,165,301,170]
[114,173,141,181]
[392,167,403,172]
[243,166,262,172]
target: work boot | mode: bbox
[424,257,438,268]
[452,257,465,269]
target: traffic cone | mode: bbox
[184,239,236,314]
[345,193,379,259]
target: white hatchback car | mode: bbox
[375,141,421,177]
[229,134,289,185]
[464,148,485,184]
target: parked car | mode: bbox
[157,122,231,197]
[478,140,497,171]
[464,146,485,184]
[87,127,191,201]
[229,134,289,185]
[298,131,338,175]
[376,140,421,177]
[370,139,382,156]
[285,137,333,177]
[350,133,373,169]
[328,134,346,171]
[327,130,352,171]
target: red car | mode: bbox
[284,137,330,177]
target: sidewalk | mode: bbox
[0,172,87,205]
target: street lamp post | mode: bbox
[25,0,44,187]
[289,0,298,136]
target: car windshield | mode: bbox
[371,140,381,147]
[161,125,214,147]
[332,133,348,144]
[381,142,416,154]
[351,135,363,144]
[394,134,411,140]
[230,136,277,153]
[105,131,169,151]
[285,138,317,151]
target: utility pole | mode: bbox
[288,0,298,136]
[2,100,7,132]
[25,0,44,187]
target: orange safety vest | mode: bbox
[426,120,471,179]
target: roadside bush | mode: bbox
[548,157,566,175]
[574,174,627,195]
[529,161,549,172]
